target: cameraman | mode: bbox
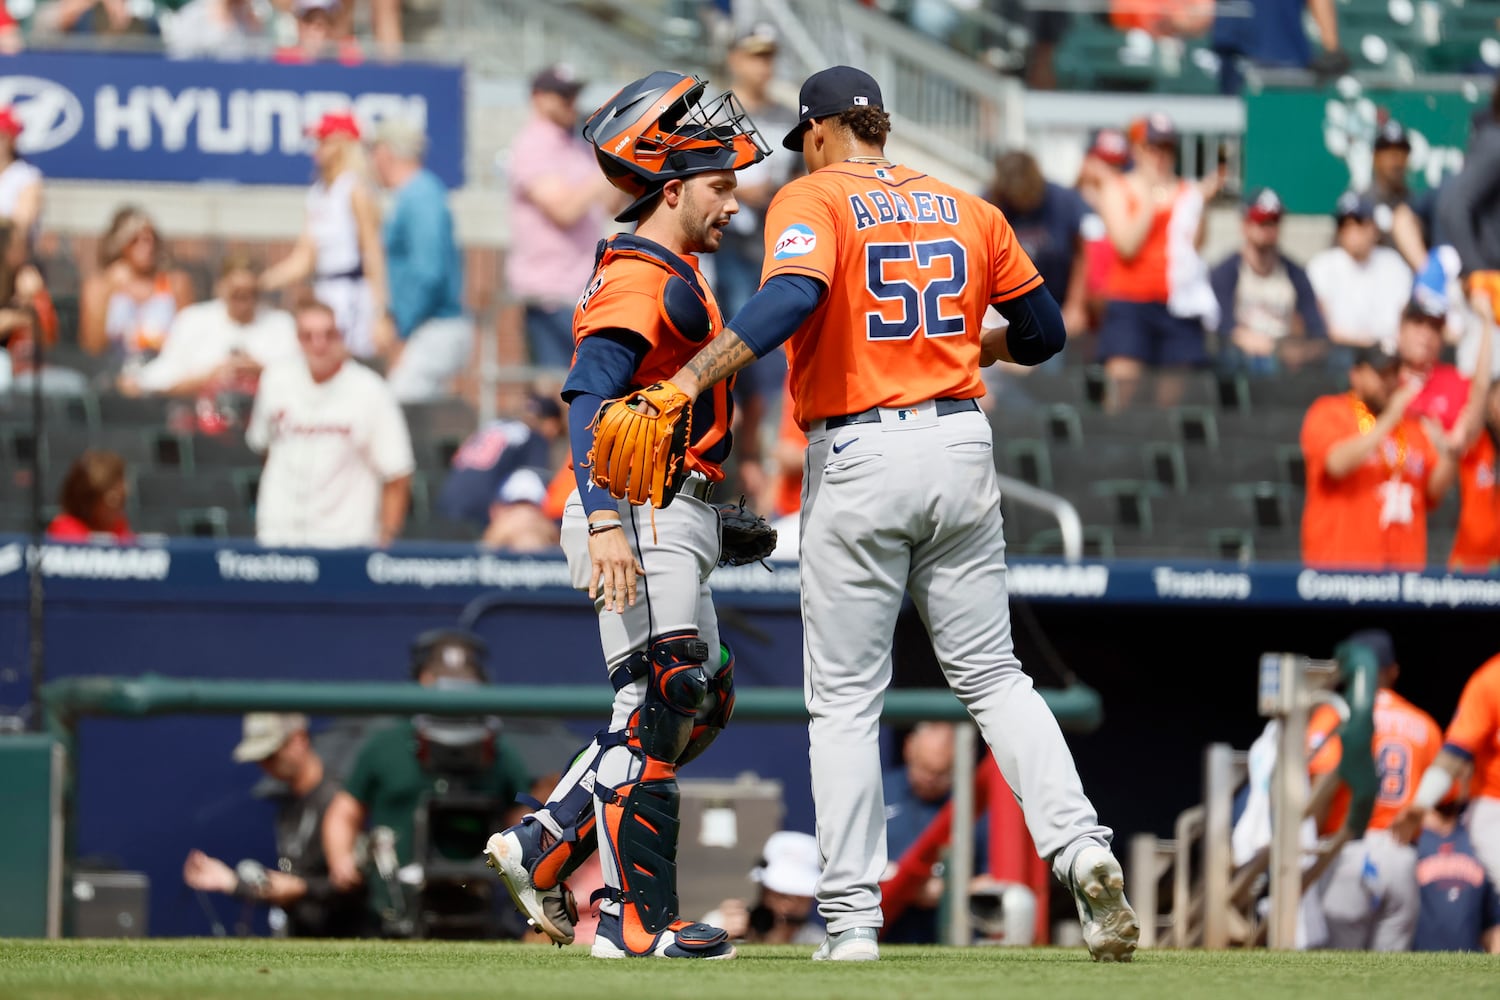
[321,629,531,907]
[183,713,368,937]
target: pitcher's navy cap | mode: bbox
[783,66,883,151]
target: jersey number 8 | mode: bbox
[864,239,969,341]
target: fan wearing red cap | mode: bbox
[260,107,389,360]
[0,103,39,261]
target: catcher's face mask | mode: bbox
[583,70,770,223]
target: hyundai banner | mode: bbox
[0,51,465,186]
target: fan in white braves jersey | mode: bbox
[246,300,414,548]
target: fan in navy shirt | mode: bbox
[985,151,1089,334]
[1413,802,1500,953]
[436,394,564,548]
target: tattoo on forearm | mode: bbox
[686,331,758,390]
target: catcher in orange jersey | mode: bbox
[594,65,1139,963]
[483,70,770,960]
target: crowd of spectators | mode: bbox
[0,8,1494,572]
[0,0,408,59]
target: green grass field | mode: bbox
[3,940,1496,1000]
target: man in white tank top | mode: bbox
[247,300,414,548]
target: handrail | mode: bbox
[996,472,1084,563]
[41,675,1103,732]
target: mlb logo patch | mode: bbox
[854,96,868,106]
[773,223,817,260]
[898,408,918,420]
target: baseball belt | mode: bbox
[825,397,980,430]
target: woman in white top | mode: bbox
[260,110,389,360]
[0,105,42,265]
[80,205,196,369]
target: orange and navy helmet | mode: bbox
[583,71,770,223]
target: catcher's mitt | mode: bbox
[588,381,692,507]
[715,498,778,568]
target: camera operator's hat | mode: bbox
[232,713,308,763]
[411,626,489,681]
[750,831,821,897]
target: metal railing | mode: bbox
[997,473,1084,563]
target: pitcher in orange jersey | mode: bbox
[1305,629,1441,950]
[662,66,1138,963]
[1395,652,1500,888]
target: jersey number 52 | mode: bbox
[864,239,969,341]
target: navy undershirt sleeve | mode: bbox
[563,333,647,518]
[726,274,825,357]
[995,284,1067,366]
[567,393,618,517]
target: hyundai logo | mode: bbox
[0,76,83,154]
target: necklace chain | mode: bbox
[846,156,891,164]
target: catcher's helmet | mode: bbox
[583,71,770,223]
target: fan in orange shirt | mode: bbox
[1300,343,1457,569]
[1304,629,1441,950]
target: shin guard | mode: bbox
[600,751,682,941]
[677,642,736,766]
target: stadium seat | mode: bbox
[402,399,478,442]
[177,507,230,539]
[1141,440,1189,493]
[193,434,260,468]
[1026,524,1117,559]
[97,393,171,429]
[1051,441,1145,493]
[1245,368,1343,410]
[135,469,241,512]
[1171,405,1220,450]
[232,467,261,510]
[1208,527,1255,562]
[1001,437,1054,489]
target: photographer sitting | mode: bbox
[183,713,368,937]
[321,628,531,933]
[703,831,824,945]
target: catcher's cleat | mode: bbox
[810,926,880,962]
[1068,845,1139,962]
[485,823,578,946]
[590,910,737,960]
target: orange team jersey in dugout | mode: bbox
[1307,688,1442,836]
[1446,654,1500,802]
[759,161,1042,429]
[1300,392,1438,570]
[572,237,735,479]
[1450,432,1500,571]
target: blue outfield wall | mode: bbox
[1,536,1498,936]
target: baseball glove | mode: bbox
[715,497,778,568]
[588,381,692,508]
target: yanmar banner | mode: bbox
[0,51,464,186]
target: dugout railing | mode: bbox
[1128,643,1380,950]
[26,675,1103,941]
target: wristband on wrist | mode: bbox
[588,520,622,536]
[1413,766,1454,810]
